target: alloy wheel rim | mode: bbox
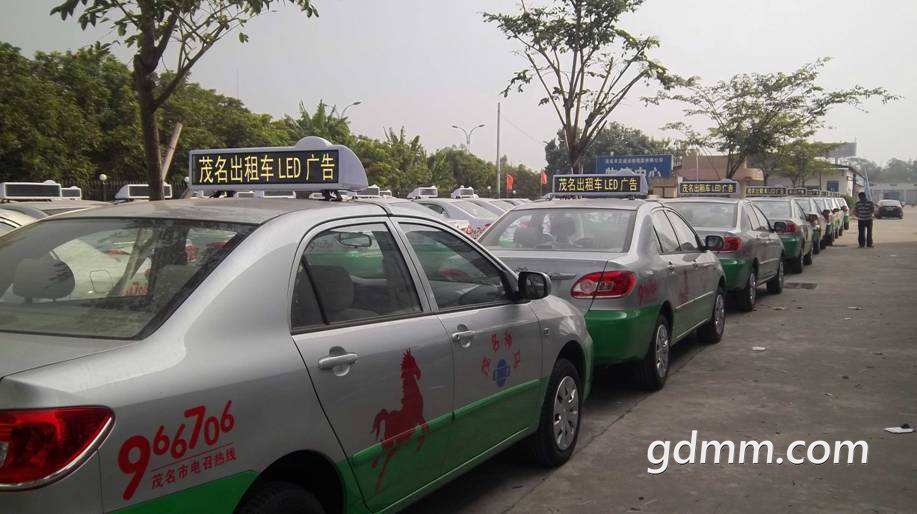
[714,293,725,335]
[655,323,670,378]
[552,376,579,451]
[748,272,756,304]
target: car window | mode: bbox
[0,221,16,236]
[293,223,421,329]
[665,211,701,252]
[651,210,679,253]
[751,206,771,230]
[401,223,509,309]
[665,202,736,228]
[453,200,497,219]
[754,201,791,221]
[0,218,252,339]
[793,201,809,220]
[480,208,635,252]
[419,202,447,216]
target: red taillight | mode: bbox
[841,206,848,212]
[0,407,113,487]
[464,226,473,235]
[570,271,636,298]
[776,222,798,234]
[719,236,742,252]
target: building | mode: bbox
[766,165,863,197]
[657,155,764,197]
[870,182,917,204]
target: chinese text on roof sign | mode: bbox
[552,171,647,197]
[188,136,368,193]
[745,186,787,197]
[596,154,673,179]
[678,180,738,196]
[786,187,808,196]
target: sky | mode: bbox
[2,1,915,171]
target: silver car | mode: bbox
[412,198,498,238]
[467,198,516,216]
[0,197,592,514]
[479,198,726,390]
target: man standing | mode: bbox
[854,192,876,248]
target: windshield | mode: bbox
[753,201,791,220]
[0,218,254,339]
[453,200,497,219]
[878,200,900,206]
[814,198,830,209]
[480,208,635,252]
[666,202,737,228]
[397,202,448,218]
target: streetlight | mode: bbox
[341,100,362,118]
[451,123,486,151]
[98,173,108,201]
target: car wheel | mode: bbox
[236,482,325,514]
[529,358,581,467]
[634,315,671,390]
[767,259,784,294]
[735,269,756,312]
[788,252,804,274]
[803,247,813,265]
[697,287,726,344]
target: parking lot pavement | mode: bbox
[409,212,917,513]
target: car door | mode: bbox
[650,210,694,336]
[291,219,454,511]
[749,205,781,279]
[664,210,714,333]
[395,220,543,472]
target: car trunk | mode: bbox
[0,332,129,381]
[491,250,623,313]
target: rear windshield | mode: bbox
[397,202,448,218]
[666,202,737,228]
[453,200,497,219]
[480,208,635,252]
[753,201,791,220]
[0,218,254,339]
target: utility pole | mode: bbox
[495,102,501,198]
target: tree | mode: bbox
[485,0,674,174]
[649,59,898,179]
[771,141,838,186]
[275,101,355,146]
[52,0,318,199]
[544,121,672,177]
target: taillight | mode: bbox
[570,271,636,298]
[776,222,798,234]
[464,226,473,235]
[719,236,742,252]
[841,206,848,212]
[0,406,113,488]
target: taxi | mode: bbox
[412,189,498,238]
[480,173,726,391]
[746,188,816,273]
[0,137,592,514]
[0,181,107,224]
[664,182,784,312]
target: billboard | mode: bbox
[826,142,857,159]
[596,154,673,180]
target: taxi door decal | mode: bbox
[480,331,520,388]
[370,350,429,492]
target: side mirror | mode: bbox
[772,221,788,233]
[518,271,551,300]
[704,235,725,251]
[806,214,819,224]
[832,208,840,213]
[336,232,373,248]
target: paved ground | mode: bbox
[409,212,917,513]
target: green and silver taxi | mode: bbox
[664,197,784,312]
[480,174,727,391]
[749,197,816,273]
[0,138,592,514]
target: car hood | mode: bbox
[0,332,130,380]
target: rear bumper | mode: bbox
[718,257,752,291]
[779,235,802,258]
[585,305,659,365]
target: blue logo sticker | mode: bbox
[492,359,511,387]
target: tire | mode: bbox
[734,268,757,312]
[787,252,804,274]
[697,287,726,344]
[767,259,784,294]
[803,247,813,265]
[528,358,581,467]
[236,482,325,514]
[634,315,671,390]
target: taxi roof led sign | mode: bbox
[0,182,63,201]
[552,170,648,198]
[60,186,83,199]
[678,180,738,196]
[407,186,438,199]
[745,186,787,197]
[451,186,477,199]
[188,136,368,193]
[115,184,173,200]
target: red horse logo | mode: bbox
[371,350,430,493]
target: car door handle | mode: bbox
[452,330,475,348]
[666,263,676,273]
[318,352,359,370]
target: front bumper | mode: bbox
[585,305,659,366]
[718,257,752,291]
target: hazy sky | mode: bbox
[2,1,915,171]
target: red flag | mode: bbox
[540,171,548,185]
[505,174,515,191]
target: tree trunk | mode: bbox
[134,0,164,201]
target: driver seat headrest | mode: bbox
[14,256,76,300]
